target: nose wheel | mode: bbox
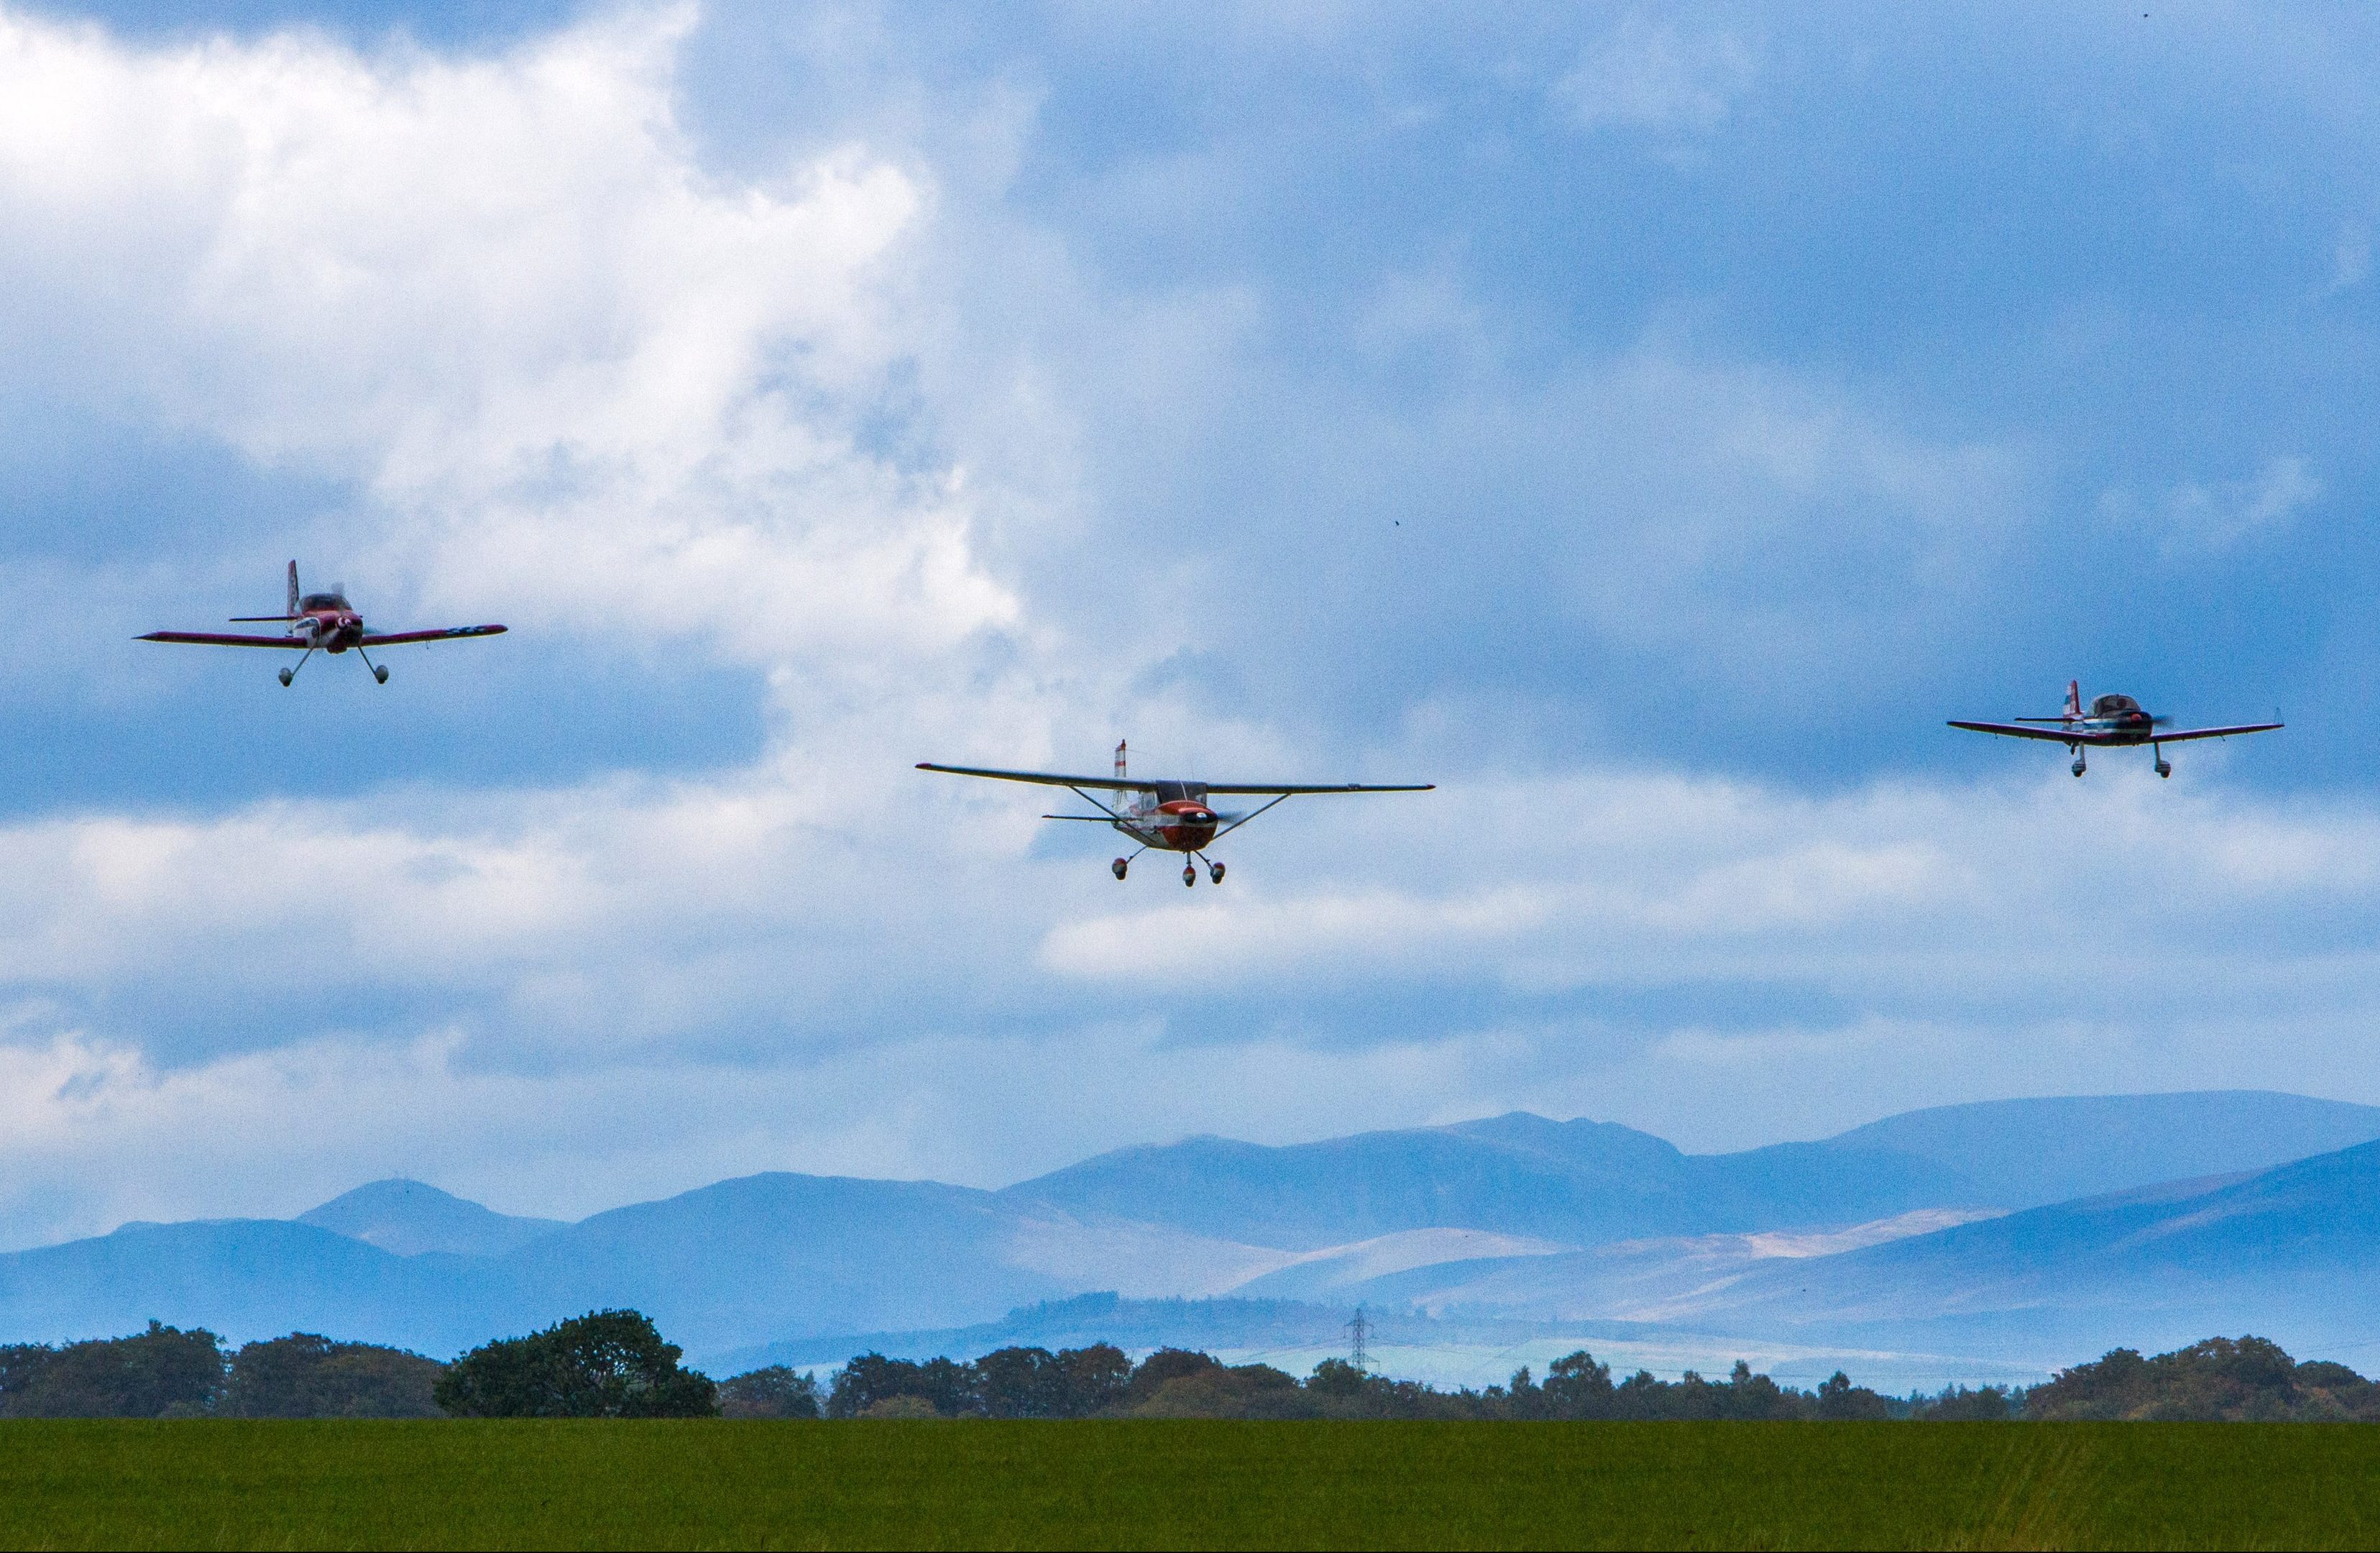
[2155,745,2169,779]
[1182,861,1196,887]
[2071,753,2086,778]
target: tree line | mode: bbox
[4,1316,2373,1421]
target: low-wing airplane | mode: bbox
[917,741,1433,885]
[139,562,506,685]
[1950,681,2281,777]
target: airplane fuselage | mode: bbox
[2050,709,2156,745]
[294,607,366,653]
[1112,784,1219,853]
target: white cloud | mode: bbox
[0,1,2371,1256]
[1038,764,2377,1002]
[0,4,1013,665]
[2103,456,2321,556]
[1554,14,1758,136]
[2333,222,2371,291]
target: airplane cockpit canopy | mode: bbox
[1151,779,1211,805]
[299,592,352,613]
[2090,694,2142,715]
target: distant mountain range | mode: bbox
[4,1089,2376,1382]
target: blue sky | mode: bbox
[0,0,2376,1244]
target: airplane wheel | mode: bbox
[1209,861,1225,884]
[1182,863,1196,887]
[2071,761,2085,778]
[278,668,293,687]
[373,665,389,684]
[2156,761,2171,779]
[1111,858,1128,881]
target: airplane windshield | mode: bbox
[2091,695,2141,715]
[299,592,351,612]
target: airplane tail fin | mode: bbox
[286,561,300,618]
[2066,679,2082,718]
[1115,740,1127,782]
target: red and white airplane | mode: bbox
[139,562,506,685]
[1950,680,2281,777]
[918,741,1433,885]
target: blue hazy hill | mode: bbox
[1654,1136,2380,1372]
[2,1089,2376,1367]
[297,1178,564,1258]
[0,1220,506,1357]
[492,1173,1078,1356]
[1337,1137,2380,1375]
[998,1113,1982,1249]
[1816,1090,2380,1210]
[1001,1091,2380,1248]
[0,1174,1080,1359]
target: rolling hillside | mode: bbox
[1000,1112,1982,1247]
[1,1089,2374,1372]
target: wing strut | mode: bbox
[1210,792,1293,841]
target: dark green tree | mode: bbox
[720,1365,822,1419]
[1540,1351,1615,1419]
[1913,1384,2016,1421]
[1052,1343,1131,1416]
[1127,1355,1313,1419]
[2026,1336,2376,1421]
[1815,1370,1893,1420]
[1121,1347,1221,1408]
[974,1346,1062,1418]
[434,1309,717,1418]
[0,1323,226,1418]
[1307,1357,1371,1399]
[226,1334,442,1419]
[827,1353,976,1418]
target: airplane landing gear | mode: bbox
[2071,754,2086,778]
[1209,861,1226,884]
[1111,858,1129,881]
[278,667,293,687]
[2154,745,2169,778]
[1182,861,1197,887]
[372,664,389,684]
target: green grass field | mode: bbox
[0,1420,2374,1550]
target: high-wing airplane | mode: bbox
[1950,680,2280,777]
[917,741,1433,884]
[139,562,506,685]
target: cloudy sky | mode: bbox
[0,0,2375,1245]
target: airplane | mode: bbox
[139,562,506,685]
[1950,680,2281,777]
[916,741,1433,885]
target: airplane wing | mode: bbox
[2153,722,2284,744]
[1947,720,2114,744]
[917,763,1433,794]
[1203,781,1436,794]
[137,631,308,649]
[917,763,1140,789]
[360,625,508,646]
